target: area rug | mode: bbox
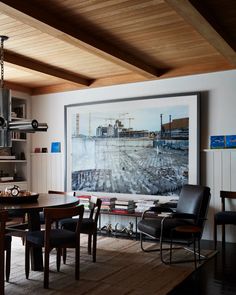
[5,236,217,295]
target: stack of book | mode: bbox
[112,200,136,214]
[77,195,91,210]
[100,196,117,212]
[135,199,159,213]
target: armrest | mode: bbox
[171,213,196,219]
[141,206,174,220]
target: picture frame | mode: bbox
[225,135,236,148]
[65,92,200,198]
[210,135,225,149]
[51,142,61,153]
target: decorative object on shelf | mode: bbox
[51,142,61,153]
[0,36,48,147]
[34,148,41,153]
[42,147,48,153]
[101,223,114,234]
[20,152,26,160]
[225,135,236,148]
[210,135,225,149]
[0,147,11,156]
[115,222,134,237]
[12,104,25,119]
[6,185,20,196]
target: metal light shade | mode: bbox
[0,88,11,147]
[0,88,48,147]
[0,35,48,147]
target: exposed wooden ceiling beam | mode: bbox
[165,0,236,66]
[32,73,147,96]
[4,50,92,86]
[0,0,160,79]
[4,81,32,94]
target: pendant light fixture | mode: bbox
[0,35,48,147]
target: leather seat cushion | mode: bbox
[59,218,95,233]
[138,217,194,239]
[26,229,76,247]
[215,211,236,224]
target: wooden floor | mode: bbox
[6,236,233,295]
[170,240,236,295]
[5,236,216,295]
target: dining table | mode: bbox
[0,193,79,271]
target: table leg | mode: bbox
[27,211,43,271]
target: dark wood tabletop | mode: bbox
[0,193,79,212]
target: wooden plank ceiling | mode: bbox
[0,0,235,95]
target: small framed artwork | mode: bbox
[51,142,61,153]
[210,136,225,149]
[225,135,236,148]
[34,147,41,153]
[42,147,48,153]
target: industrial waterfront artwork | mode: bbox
[68,96,194,196]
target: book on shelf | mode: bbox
[100,205,111,212]
[111,209,132,214]
[114,200,135,205]
[0,155,16,160]
[113,209,135,214]
[114,204,135,210]
[0,176,14,182]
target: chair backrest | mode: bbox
[88,196,102,224]
[44,205,84,240]
[220,191,236,211]
[176,184,211,226]
[0,210,8,237]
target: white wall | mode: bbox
[31,69,236,151]
[31,69,236,241]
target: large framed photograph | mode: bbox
[65,92,200,198]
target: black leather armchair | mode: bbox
[138,184,211,265]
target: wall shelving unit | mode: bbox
[0,96,30,192]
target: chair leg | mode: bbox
[92,233,97,263]
[198,237,201,264]
[0,245,4,295]
[44,247,50,289]
[222,224,225,249]
[214,221,217,250]
[5,246,11,282]
[56,248,61,272]
[193,235,197,269]
[169,232,173,264]
[63,248,67,264]
[75,238,80,280]
[25,242,30,279]
[88,234,92,255]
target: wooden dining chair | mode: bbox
[0,210,12,295]
[60,196,102,263]
[25,205,84,289]
[214,190,236,249]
